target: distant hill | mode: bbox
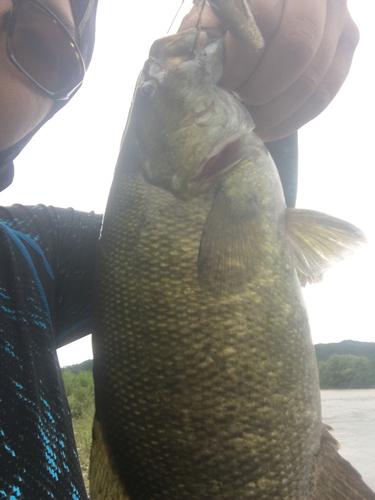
[315,340,375,363]
[61,359,93,374]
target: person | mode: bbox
[179,0,359,207]
[181,0,360,142]
[0,1,100,498]
[0,0,359,498]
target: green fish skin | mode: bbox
[90,29,371,500]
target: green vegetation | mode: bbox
[315,341,375,389]
[61,367,95,492]
[318,354,375,389]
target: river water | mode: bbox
[321,389,375,491]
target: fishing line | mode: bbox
[167,0,186,34]
[165,0,207,54]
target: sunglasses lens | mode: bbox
[10,2,83,95]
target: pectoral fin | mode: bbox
[89,416,130,500]
[285,209,366,286]
[198,187,261,295]
[312,426,375,499]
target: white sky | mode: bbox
[0,2,373,367]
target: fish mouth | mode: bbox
[191,135,246,184]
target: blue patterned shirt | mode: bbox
[0,205,102,499]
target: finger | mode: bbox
[237,0,328,106]
[258,17,360,142]
[246,0,285,40]
[179,3,221,32]
[179,1,285,91]
[219,0,285,91]
[179,0,284,39]
[249,0,350,134]
[218,32,263,90]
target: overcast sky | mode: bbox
[0,1,373,367]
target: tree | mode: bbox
[318,354,375,389]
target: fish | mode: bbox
[89,28,373,500]
[204,0,264,52]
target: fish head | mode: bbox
[130,29,253,200]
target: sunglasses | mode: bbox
[5,0,85,100]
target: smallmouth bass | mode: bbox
[90,29,372,500]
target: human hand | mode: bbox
[179,0,359,141]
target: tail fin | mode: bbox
[312,426,375,500]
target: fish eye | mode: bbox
[139,81,157,100]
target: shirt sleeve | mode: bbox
[0,204,102,348]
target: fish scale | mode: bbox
[90,28,372,500]
[92,158,321,498]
